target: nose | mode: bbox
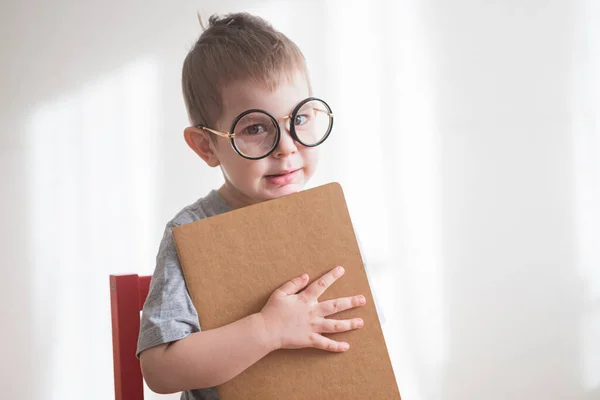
[272,118,298,158]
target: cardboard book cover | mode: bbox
[172,182,400,399]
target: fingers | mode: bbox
[318,295,366,317]
[276,273,310,296]
[308,333,350,352]
[302,266,345,300]
[316,317,364,334]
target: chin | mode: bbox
[263,183,305,199]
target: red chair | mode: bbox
[110,274,152,400]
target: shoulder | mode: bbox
[166,189,232,229]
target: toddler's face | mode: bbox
[212,72,320,207]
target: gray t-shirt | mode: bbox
[137,189,383,400]
[138,190,230,400]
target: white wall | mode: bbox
[1,0,598,399]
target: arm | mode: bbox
[140,312,272,394]
[141,267,366,394]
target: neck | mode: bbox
[217,182,258,210]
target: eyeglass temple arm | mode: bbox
[199,126,235,138]
[315,108,333,117]
[278,108,333,122]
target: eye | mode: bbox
[294,114,308,126]
[243,124,268,135]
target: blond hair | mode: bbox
[182,12,312,129]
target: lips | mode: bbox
[265,168,301,185]
[268,169,297,176]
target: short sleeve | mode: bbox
[136,225,201,357]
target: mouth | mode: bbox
[266,168,299,177]
[265,168,301,185]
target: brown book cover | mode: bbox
[172,182,400,399]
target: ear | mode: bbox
[184,126,221,167]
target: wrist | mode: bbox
[253,312,281,352]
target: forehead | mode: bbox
[219,72,310,121]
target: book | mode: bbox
[173,182,400,399]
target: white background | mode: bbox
[1,0,599,399]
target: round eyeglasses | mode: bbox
[198,97,334,160]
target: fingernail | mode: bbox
[336,266,345,276]
[357,319,364,328]
[359,295,366,305]
[341,342,350,351]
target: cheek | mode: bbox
[303,147,320,170]
[222,153,267,182]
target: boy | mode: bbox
[137,13,367,400]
